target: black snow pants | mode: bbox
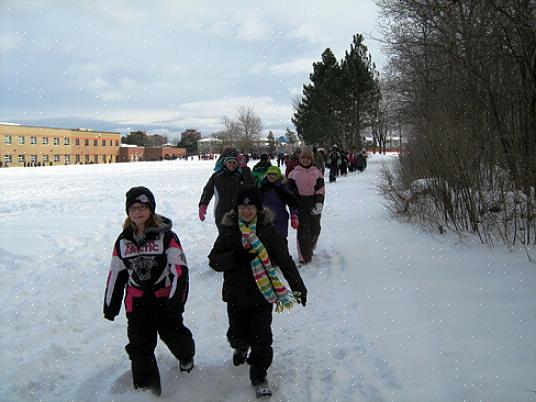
[125,301,195,395]
[296,198,322,263]
[226,303,273,384]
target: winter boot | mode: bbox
[233,348,248,366]
[179,358,194,373]
[254,380,272,399]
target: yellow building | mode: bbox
[0,123,122,167]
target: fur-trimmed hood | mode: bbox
[220,208,275,227]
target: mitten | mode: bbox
[300,292,307,307]
[311,202,323,215]
[104,312,115,321]
[290,214,299,229]
[199,204,208,221]
[294,288,307,307]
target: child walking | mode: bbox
[103,186,195,396]
[208,185,307,398]
[287,147,325,264]
[259,165,300,239]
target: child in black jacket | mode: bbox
[208,186,307,398]
[104,186,195,396]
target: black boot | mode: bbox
[233,348,248,366]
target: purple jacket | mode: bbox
[259,179,299,238]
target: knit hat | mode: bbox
[266,165,282,179]
[125,186,156,214]
[235,185,263,211]
[223,156,238,165]
[300,147,314,160]
[260,153,269,161]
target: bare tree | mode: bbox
[377,0,536,246]
[236,106,262,152]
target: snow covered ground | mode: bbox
[1,154,535,402]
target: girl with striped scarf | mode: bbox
[208,185,307,395]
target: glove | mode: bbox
[290,214,299,229]
[104,313,115,321]
[296,289,307,307]
[311,202,323,215]
[199,204,208,221]
[234,248,257,266]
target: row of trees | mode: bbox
[292,34,383,151]
[378,0,536,246]
[121,131,168,147]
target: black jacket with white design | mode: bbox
[103,215,189,320]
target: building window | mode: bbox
[64,155,70,163]
[4,155,12,164]
[85,155,90,163]
[31,136,37,144]
[84,139,89,146]
[102,155,107,163]
[102,139,106,146]
[54,155,60,162]
[109,139,113,146]
[18,136,25,145]
[75,138,80,146]
[94,155,98,163]
[93,139,98,146]
[18,154,25,162]
[53,137,60,145]
[4,135,12,144]
[75,155,80,163]
[42,137,49,145]
[30,155,37,163]
[115,140,119,146]
[43,154,49,162]
[64,137,70,145]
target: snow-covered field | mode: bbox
[1,154,535,402]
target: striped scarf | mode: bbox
[239,217,300,312]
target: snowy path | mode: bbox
[1,155,535,402]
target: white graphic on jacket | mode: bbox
[128,255,158,281]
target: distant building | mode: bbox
[0,123,121,167]
[197,137,223,154]
[144,146,187,161]
[118,144,145,162]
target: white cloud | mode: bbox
[236,17,270,41]
[270,58,314,75]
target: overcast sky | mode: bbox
[0,0,386,138]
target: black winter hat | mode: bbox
[235,185,263,211]
[125,186,156,214]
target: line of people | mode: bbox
[102,146,324,397]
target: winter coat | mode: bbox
[199,167,254,224]
[326,151,341,170]
[356,152,367,169]
[285,157,299,178]
[287,164,325,210]
[208,209,307,306]
[103,215,189,319]
[259,178,299,238]
[313,152,325,172]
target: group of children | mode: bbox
[103,147,325,398]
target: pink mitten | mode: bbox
[199,204,208,221]
[291,214,299,229]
